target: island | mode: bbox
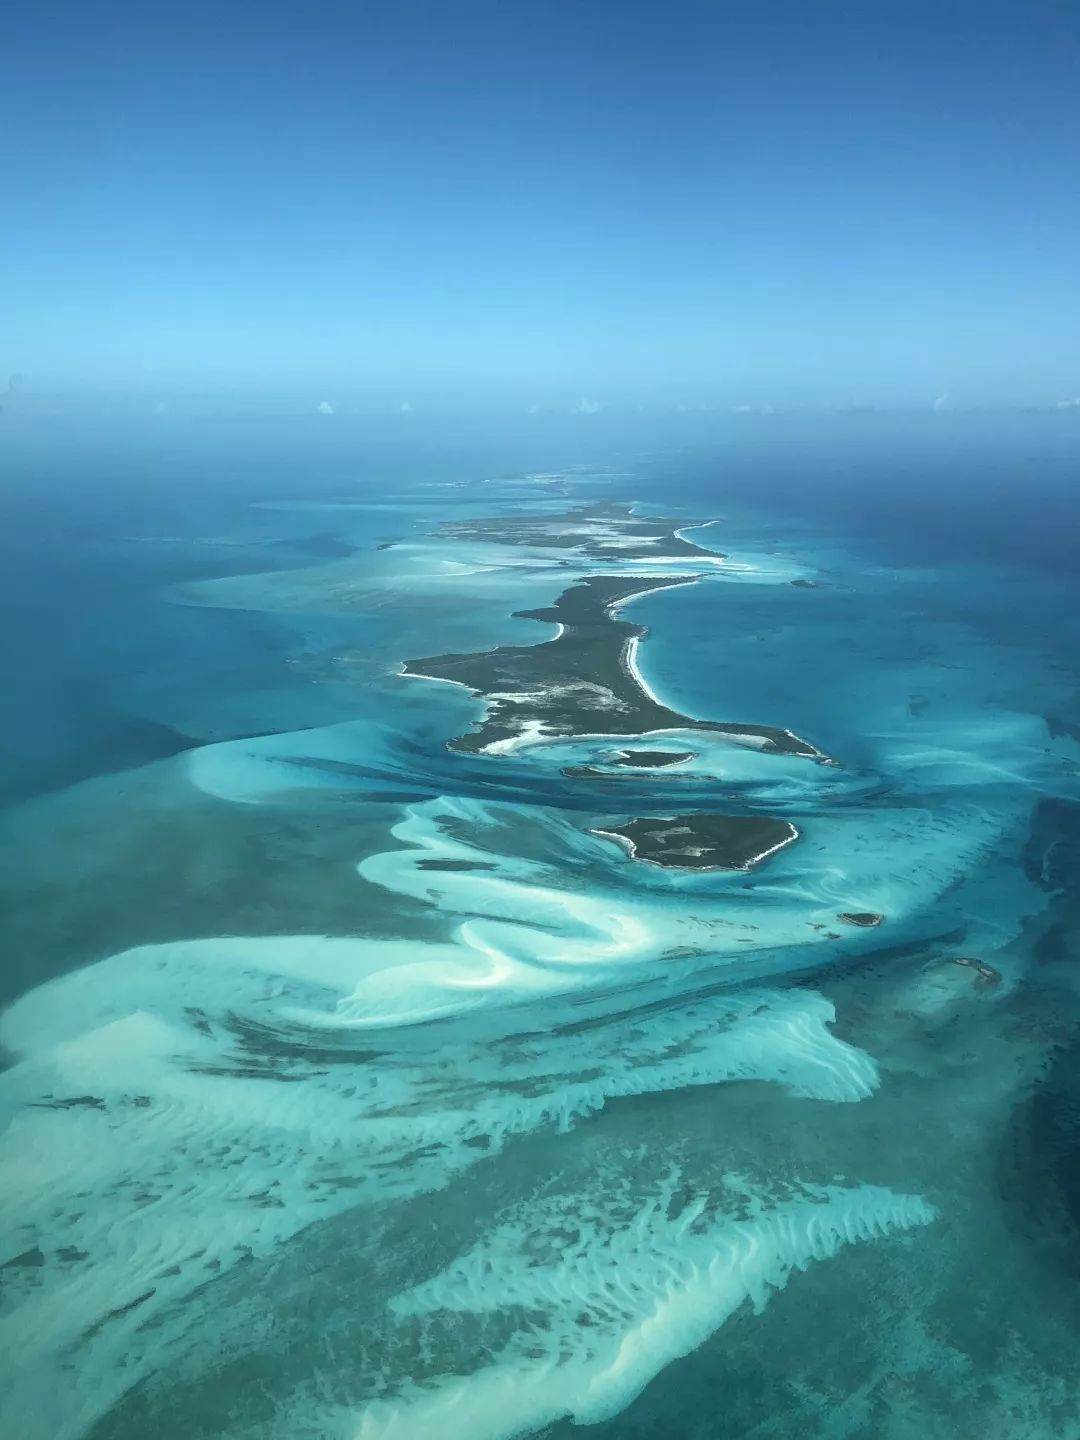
[405,568,827,760]
[592,813,799,871]
[611,749,694,767]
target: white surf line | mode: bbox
[673,519,726,549]
[782,728,832,762]
[622,632,668,711]
[745,823,801,866]
[611,554,730,567]
[592,535,666,548]
[606,575,705,618]
[397,664,470,689]
[590,827,641,860]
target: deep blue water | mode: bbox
[2,413,1080,1438]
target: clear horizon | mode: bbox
[3,0,1079,411]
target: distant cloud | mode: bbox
[932,391,951,412]
[574,398,600,415]
[153,399,168,416]
[730,403,775,416]
[399,400,413,414]
[1055,396,1080,409]
[316,400,335,416]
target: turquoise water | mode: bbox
[2,415,1080,1438]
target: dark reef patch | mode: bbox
[272,532,356,560]
[415,859,498,872]
[998,1024,1080,1269]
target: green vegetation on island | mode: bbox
[592,813,799,871]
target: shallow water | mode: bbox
[2,414,1080,1438]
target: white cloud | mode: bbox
[573,397,600,415]
[316,400,334,416]
[932,391,951,412]
[399,400,413,414]
[1054,396,1080,409]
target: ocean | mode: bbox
[2,411,1079,1438]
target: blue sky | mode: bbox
[3,1,1079,411]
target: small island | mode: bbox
[592,813,799,872]
[952,956,1001,987]
[611,749,694,768]
[837,912,885,927]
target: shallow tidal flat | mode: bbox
[6,465,1080,1440]
[562,747,695,777]
[432,499,722,561]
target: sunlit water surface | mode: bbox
[2,415,1080,1439]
